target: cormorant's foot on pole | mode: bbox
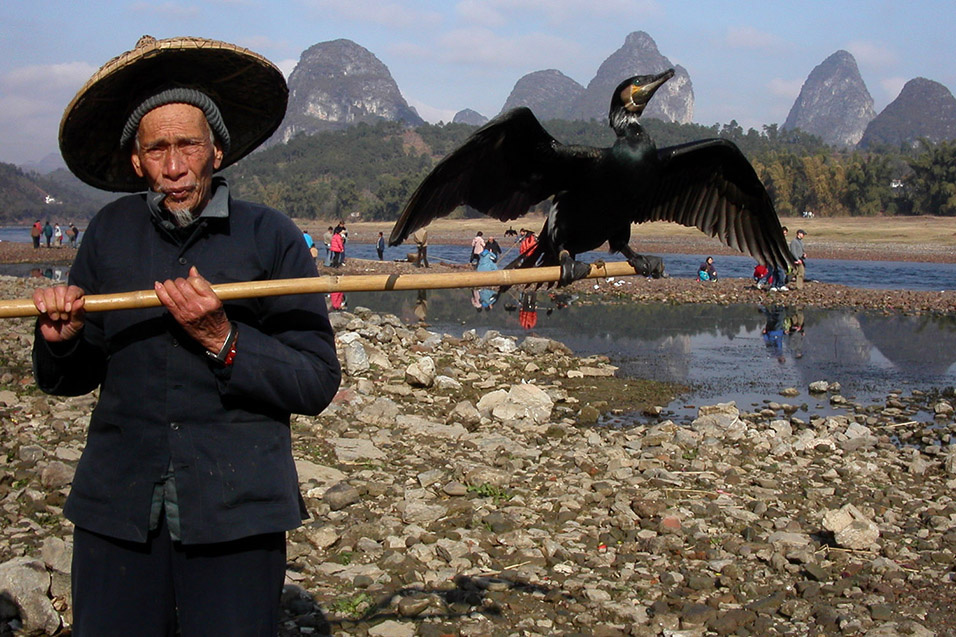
[558,250,592,286]
[628,254,667,278]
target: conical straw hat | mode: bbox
[59,35,288,192]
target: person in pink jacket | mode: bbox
[329,228,345,267]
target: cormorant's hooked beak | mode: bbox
[621,69,675,114]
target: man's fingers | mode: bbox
[33,285,84,318]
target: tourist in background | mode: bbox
[30,220,41,249]
[330,226,345,267]
[470,231,485,267]
[413,228,428,267]
[485,235,501,258]
[322,226,333,266]
[789,228,808,290]
[697,256,717,282]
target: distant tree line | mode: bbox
[3,115,955,225]
[226,117,956,220]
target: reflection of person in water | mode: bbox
[330,292,347,311]
[547,291,576,314]
[473,246,498,311]
[760,304,787,363]
[519,290,538,330]
[414,289,428,324]
[787,306,806,359]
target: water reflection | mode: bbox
[344,288,956,416]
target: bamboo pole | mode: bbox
[0,261,641,319]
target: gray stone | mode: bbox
[40,537,72,574]
[356,396,401,425]
[449,400,481,427]
[331,437,386,463]
[405,356,436,387]
[400,501,447,524]
[39,460,74,489]
[300,523,341,550]
[476,389,508,417]
[0,557,61,635]
[367,618,416,637]
[443,481,469,496]
[343,339,370,374]
[519,336,552,355]
[18,445,44,464]
[397,415,467,440]
[295,459,347,486]
[491,384,553,424]
[323,482,361,510]
[823,504,880,550]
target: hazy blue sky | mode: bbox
[2,0,953,165]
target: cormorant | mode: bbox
[389,69,793,285]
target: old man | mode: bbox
[32,36,340,636]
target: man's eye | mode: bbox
[179,141,206,154]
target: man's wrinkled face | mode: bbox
[130,103,223,216]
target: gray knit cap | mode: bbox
[120,87,231,152]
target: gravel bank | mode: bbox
[1,270,955,635]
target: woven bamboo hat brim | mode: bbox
[59,35,288,192]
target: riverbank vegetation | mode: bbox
[225,118,956,221]
[4,118,956,223]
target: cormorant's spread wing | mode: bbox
[389,108,598,245]
[637,139,792,271]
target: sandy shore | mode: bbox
[5,215,955,265]
[299,215,956,265]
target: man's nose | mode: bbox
[163,147,188,178]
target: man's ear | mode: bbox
[213,142,224,170]
[131,149,144,178]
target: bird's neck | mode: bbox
[613,122,654,150]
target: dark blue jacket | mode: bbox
[33,191,341,544]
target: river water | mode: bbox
[342,286,956,422]
[3,228,954,421]
[339,242,956,292]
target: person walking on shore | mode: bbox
[30,220,41,249]
[485,235,501,258]
[470,231,485,267]
[42,220,52,247]
[376,231,386,261]
[413,228,428,267]
[789,228,808,290]
[322,226,333,266]
[330,226,345,267]
[31,35,340,636]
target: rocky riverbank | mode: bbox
[1,271,955,636]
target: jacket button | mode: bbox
[170,422,180,430]
[178,257,188,265]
